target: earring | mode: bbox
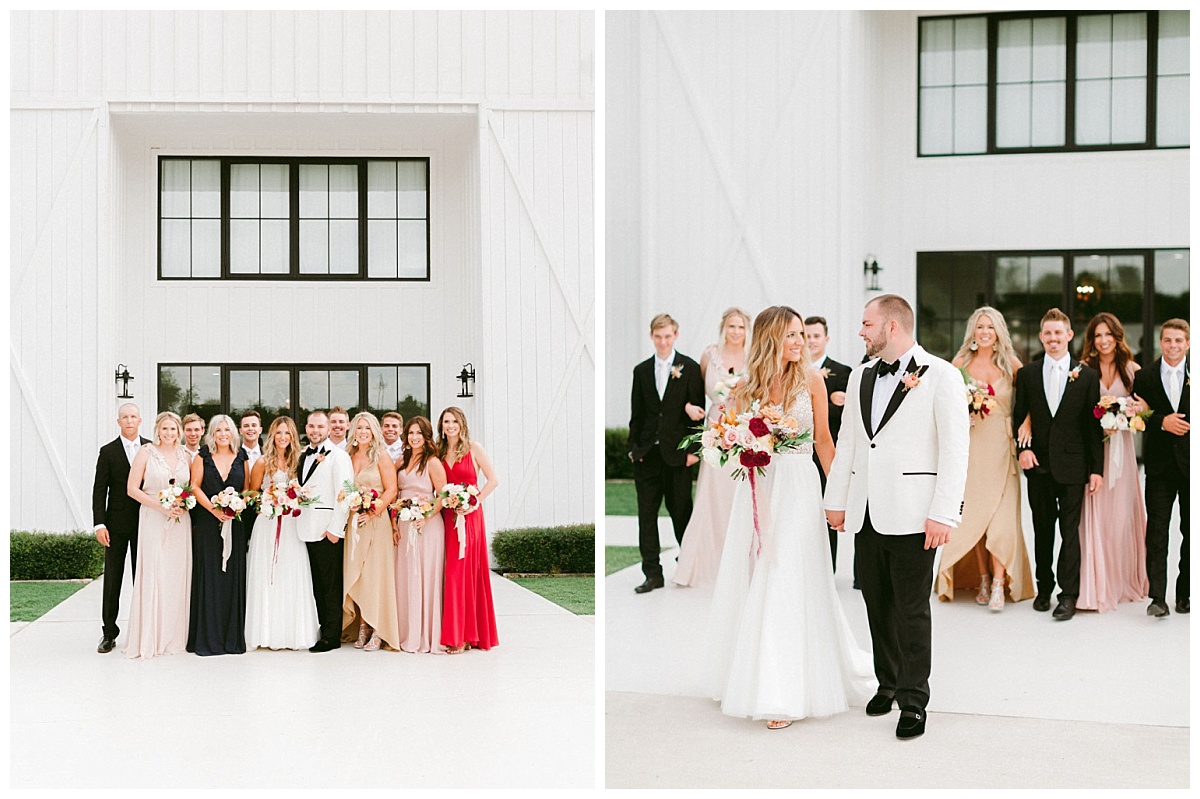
[969,339,978,351]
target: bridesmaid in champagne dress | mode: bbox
[936,308,1034,608]
[393,416,448,653]
[124,412,193,659]
[674,308,750,587]
[438,407,500,652]
[341,412,400,651]
[1077,313,1149,612]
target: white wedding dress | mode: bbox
[245,469,320,650]
[709,387,876,720]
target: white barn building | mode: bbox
[11,10,596,535]
[605,10,1188,426]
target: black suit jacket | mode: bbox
[1012,357,1103,485]
[818,356,852,442]
[1133,357,1190,476]
[628,353,705,466]
[92,437,151,532]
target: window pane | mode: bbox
[329,220,359,275]
[230,219,259,274]
[1111,12,1147,79]
[160,160,191,217]
[997,19,1031,84]
[329,370,360,411]
[397,366,430,420]
[368,220,397,279]
[1156,75,1190,147]
[1158,11,1190,75]
[954,17,987,85]
[261,220,290,275]
[191,160,221,218]
[996,83,1031,148]
[1031,82,1066,146]
[299,165,328,217]
[192,219,221,278]
[920,19,954,87]
[1076,15,1112,80]
[367,367,398,411]
[158,366,191,416]
[299,370,331,412]
[188,366,222,421]
[397,221,428,278]
[329,165,359,219]
[231,369,291,419]
[367,161,397,218]
[1153,250,1191,357]
[919,87,953,155]
[954,85,987,153]
[1032,17,1066,81]
[160,219,190,277]
[299,221,328,274]
[1029,256,1064,317]
[396,161,428,218]
[1110,77,1146,144]
[1075,80,1111,145]
[260,164,289,218]
[230,164,259,218]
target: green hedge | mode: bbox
[492,524,594,575]
[11,530,105,580]
[605,427,633,480]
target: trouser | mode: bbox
[632,447,694,580]
[101,526,138,640]
[307,536,345,644]
[1145,465,1189,603]
[1026,473,1084,599]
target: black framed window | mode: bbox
[159,364,432,433]
[158,156,430,280]
[918,10,1190,156]
[917,249,1189,363]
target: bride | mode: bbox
[709,305,875,729]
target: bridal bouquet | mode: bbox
[337,479,382,517]
[439,483,480,560]
[210,486,249,521]
[1094,395,1152,441]
[261,479,317,520]
[960,370,997,426]
[157,478,197,523]
[683,399,813,480]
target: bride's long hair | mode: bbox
[732,306,811,411]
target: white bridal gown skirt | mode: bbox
[708,454,876,721]
[245,513,320,651]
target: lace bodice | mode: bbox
[260,468,288,492]
[763,387,815,456]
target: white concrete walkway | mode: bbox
[10,569,594,789]
[605,494,1190,788]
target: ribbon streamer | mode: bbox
[270,515,282,585]
[748,468,762,570]
[454,513,467,560]
[220,517,232,572]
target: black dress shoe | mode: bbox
[865,693,894,716]
[634,577,664,594]
[1032,594,1051,612]
[309,639,339,652]
[97,635,116,654]
[1052,597,1076,620]
[896,707,927,739]
[1147,600,1170,618]
[1176,599,1190,614]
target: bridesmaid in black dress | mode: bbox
[187,414,251,655]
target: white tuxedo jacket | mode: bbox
[295,445,354,543]
[824,344,970,535]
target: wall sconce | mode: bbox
[457,363,476,398]
[115,364,135,399]
[863,256,883,292]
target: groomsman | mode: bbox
[806,315,852,570]
[381,411,406,464]
[182,413,205,461]
[1133,319,1190,617]
[92,403,150,653]
[328,406,350,451]
[239,410,263,466]
[1012,308,1103,621]
[628,313,704,593]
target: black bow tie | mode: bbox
[878,359,900,377]
[305,446,321,457]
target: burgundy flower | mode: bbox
[291,508,302,518]
[987,384,996,396]
[748,417,770,437]
[1093,406,1105,419]
[287,488,298,499]
[169,478,176,485]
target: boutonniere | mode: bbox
[818,367,832,379]
[314,449,327,464]
[670,364,684,380]
[901,364,930,392]
[1067,365,1081,383]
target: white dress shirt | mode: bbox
[813,354,828,371]
[331,438,349,452]
[871,343,920,434]
[654,350,676,399]
[385,439,406,464]
[242,443,262,467]
[1161,359,1186,411]
[184,446,201,462]
[1043,352,1072,416]
[121,434,142,465]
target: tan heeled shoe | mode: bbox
[989,579,1005,611]
[767,720,793,730]
[976,574,992,605]
[364,632,381,652]
[354,622,369,649]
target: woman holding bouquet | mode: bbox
[245,416,320,650]
[438,407,500,652]
[393,416,449,653]
[186,414,249,656]
[341,412,400,652]
[1076,312,1148,612]
[936,307,1033,609]
[124,411,193,658]
[708,306,874,728]
[674,307,751,587]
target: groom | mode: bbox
[296,409,354,651]
[825,295,969,739]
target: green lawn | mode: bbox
[605,480,697,516]
[509,576,594,615]
[605,545,645,576]
[11,581,88,622]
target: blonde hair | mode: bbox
[345,412,385,464]
[204,414,241,455]
[954,306,1020,384]
[153,411,183,446]
[649,313,678,333]
[718,307,752,348]
[263,416,301,479]
[437,406,472,464]
[732,306,811,412]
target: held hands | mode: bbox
[323,530,339,543]
[825,510,846,532]
[829,390,846,407]
[684,402,706,422]
[1163,412,1191,436]
[1018,449,1039,470]
[210,507,229,522]
[95,526,110,547]
[685,454,699,467]
[924,518,952,550]
[163,505,184,519]
[1088,474,1103,495]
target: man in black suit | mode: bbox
[1012,308,1104,621]
[806,315,852,570]
[628,313,705,593]
[92,402,151,653]
[1133,319,1190,617]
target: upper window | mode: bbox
[918,11,1189,156]
[159,157,429,280]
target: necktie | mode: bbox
[1047,364,1062,416]
[878,360,900,377]
[656,362,668,398]
[1168,368,1181,411]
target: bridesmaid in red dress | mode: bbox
[437,406,500,652]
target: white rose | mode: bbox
[1100,414,1117,430]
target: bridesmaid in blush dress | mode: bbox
[438,407,500,652]
[1076,313,1149,612]
[674,307,750,587]
[123,411,193,659]
[393,416,448,653]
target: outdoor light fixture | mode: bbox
[115,364,134,399]
[457,363,476,398]
[863,256,883,291]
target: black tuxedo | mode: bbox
[628,352,704,580]
[1133,358,1190,603]
[814,356,852,569]
[1012,357,1103,600]
[92,435,151,639]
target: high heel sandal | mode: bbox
[976,574,992,605]
[354,622,369,649]
[364,632,381,652]
[767,720,793,730]
[989,578,1005,611]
